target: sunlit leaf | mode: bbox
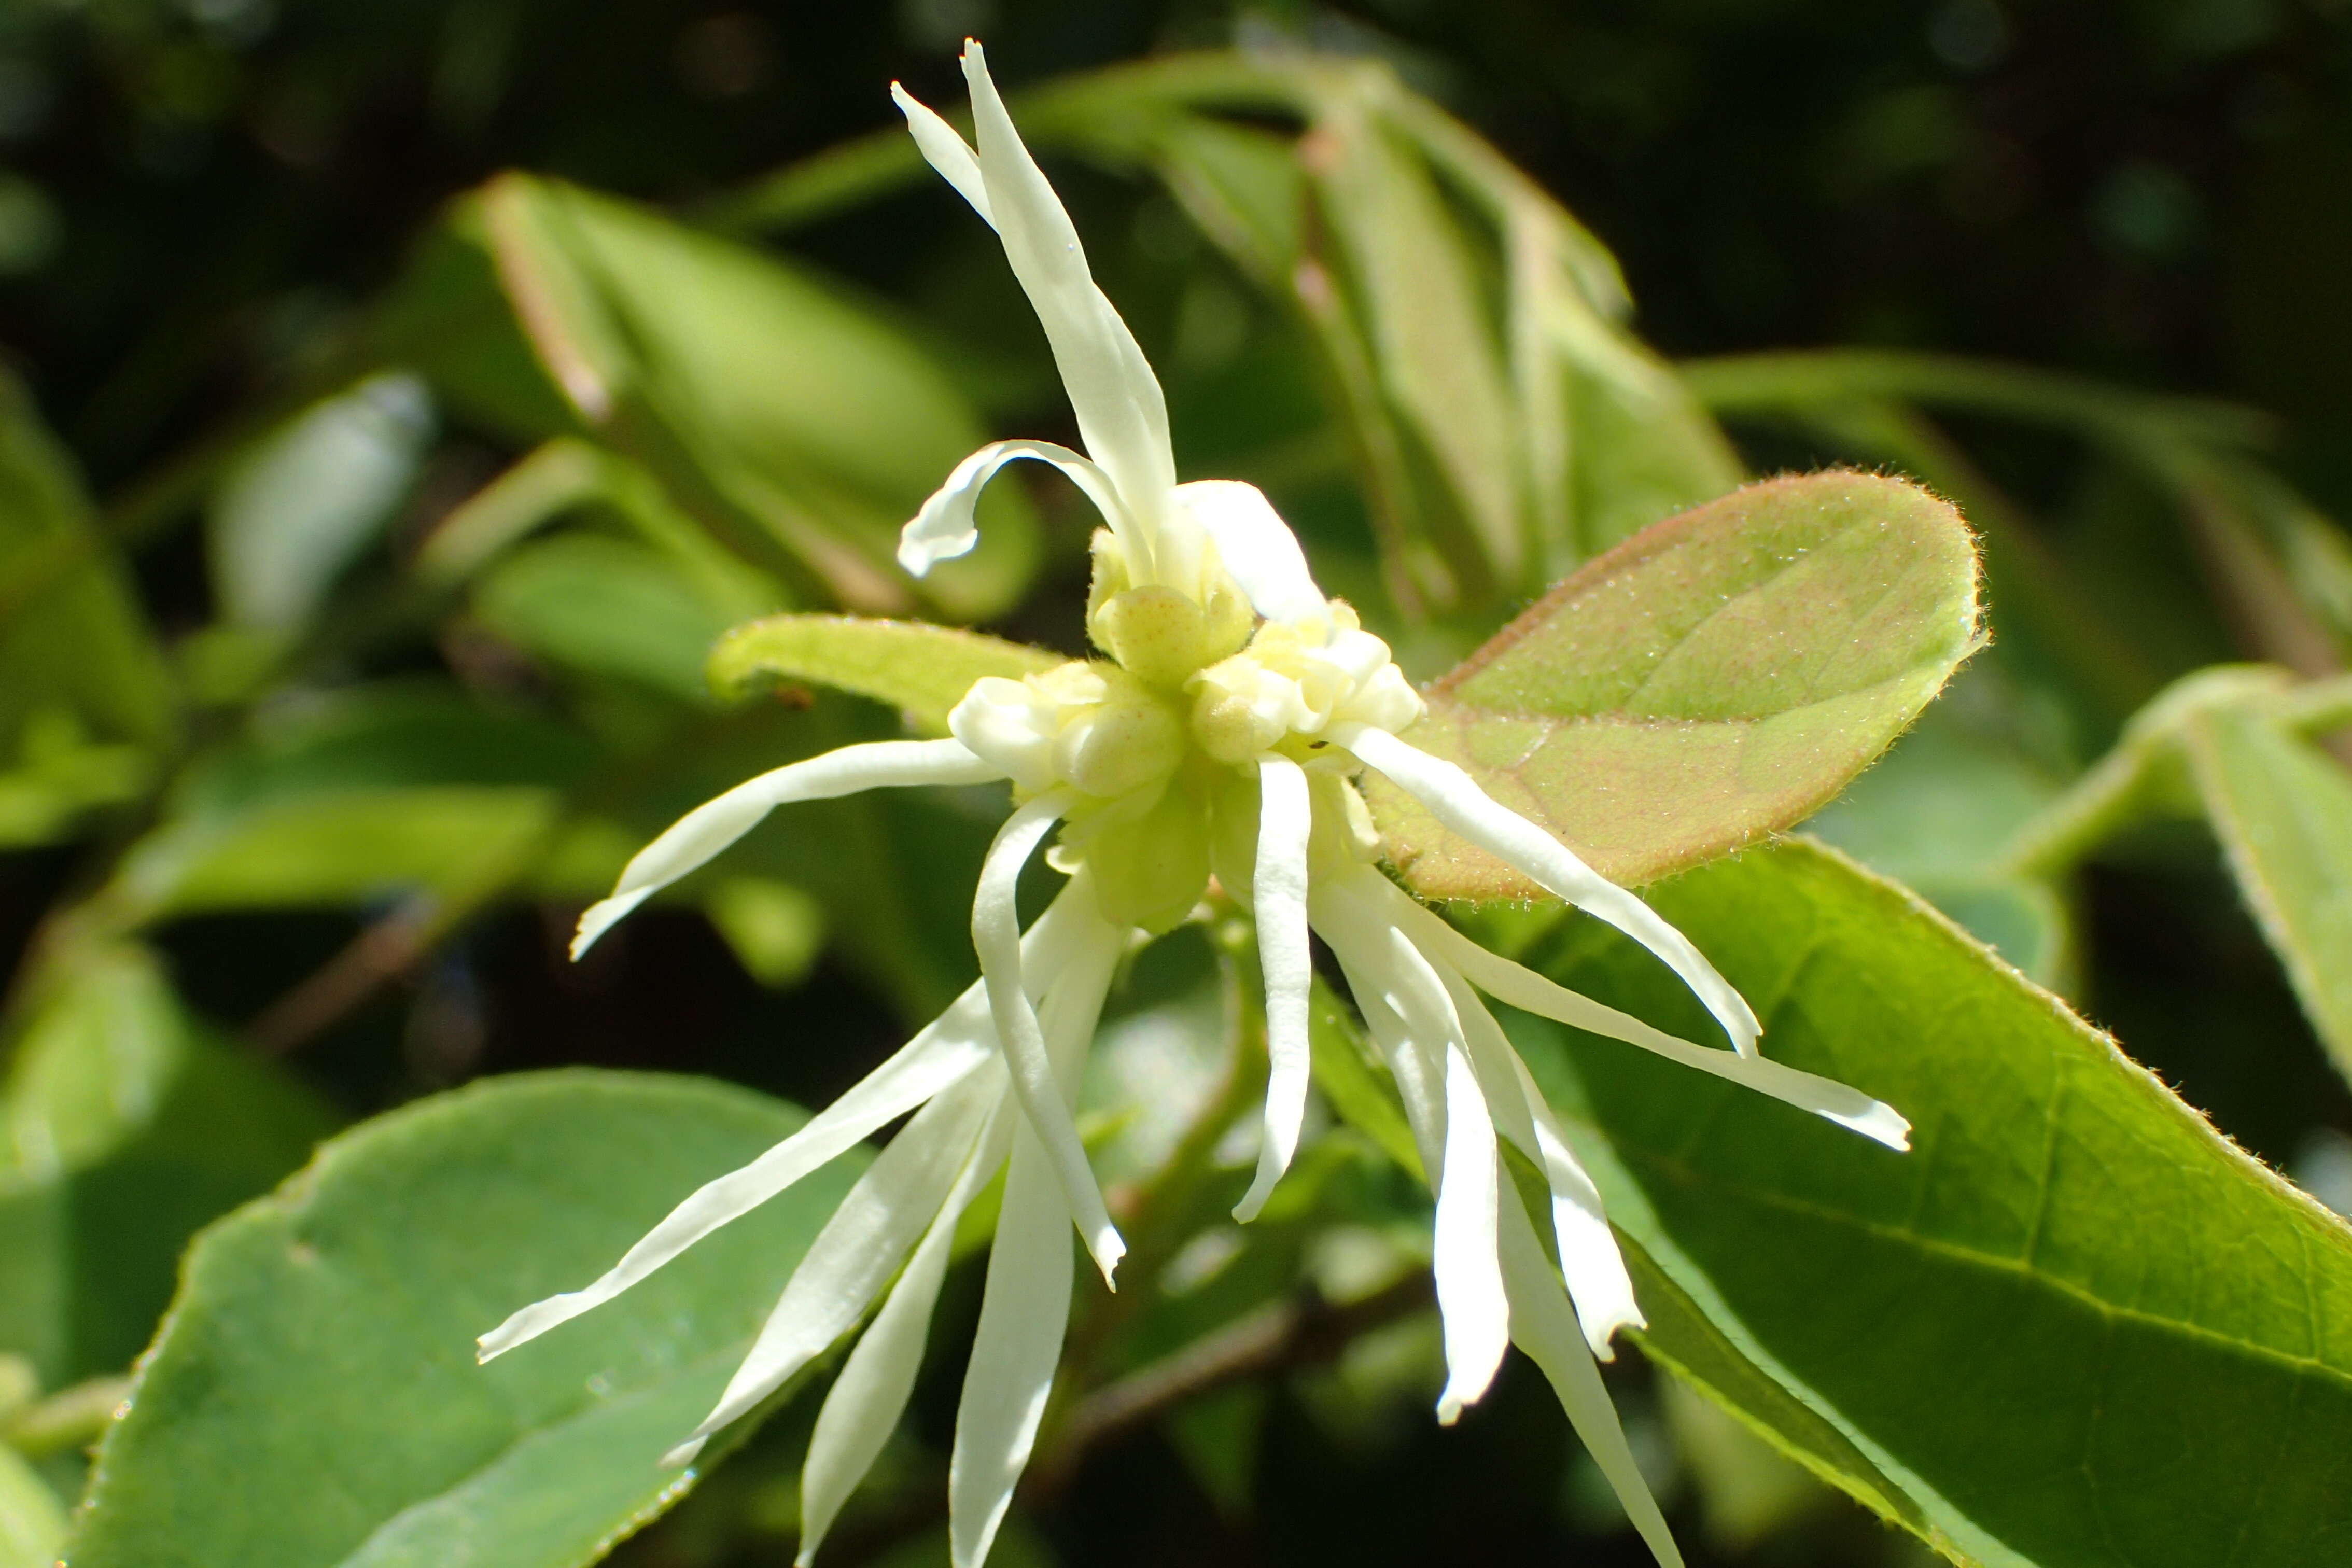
[0,946,335,1386]
[473,535,756,703]
[2181,706,2352,1074]
[208,373,435,631]
[1370,471,1981,895]
[708,612,1062,734]
[1497,839,2352,1567]
[436,175,1038,619]
[67,1071,863,1568]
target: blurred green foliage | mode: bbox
[0,3,2348,1567]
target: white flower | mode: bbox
[480,42,1908,1568]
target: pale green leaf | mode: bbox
[208,373,435,630]
[0,1446,65,1568]
[67,1071,864,1568]
[2182,706,2352,1074]
[1370,471,1982,895]
[709,613,1062,735]
[1497,838,2352,1567]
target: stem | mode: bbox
[4,1376,130,1460]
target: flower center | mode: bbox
[949,555,1421,933]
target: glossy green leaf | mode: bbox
[69,1071,864,1568]
[1493,838,2352,1567]
[0,945,335,1385]
[1371,471,1981,896]
[708,613,1062,734]
[2181,706,2352,1073]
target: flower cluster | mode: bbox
[480,42,1905,1568]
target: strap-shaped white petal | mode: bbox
[1312,881,1447,1178]
[956,44,1176,533]
[1499,1191,1686,1568]
[1432,1039,1509,1425]
[899,438,1135,576]
[1234,754,1314,1222]
[572,738,1002,958]
[948,1113,1076,1568]
[480,892,1087,1363]
[1334,723,1763,1056]
[1393,897,1909,1150]
[1424,943,1642,1357]
[1174,479,1328,623]
[796,1094,1012,1564]
[661,1063,1003,1464]
[974,791,1126,1283]
[891,82,993,227]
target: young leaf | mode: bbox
[708,613,1062,734]
[1370,471,1980,895]
[0,946,335,1385]
[68,1071,865,1568]
[2181,706,2352,1073]
[1501,839,2352,1567]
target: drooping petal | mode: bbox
[899,438,1135,577]
[481,891,1089,1363]
[1426,947,1643,1356]
[1235,753,1313,1222]
[947,1119,1075,1568]
[1392,897,1909,1150]
[1173,479,1328,623]
[1432,1039,1510,1425]
[1334,723,1762,1056]
[890,82,993,228]
[660,1064,1002,1466]
[1312,880,1447,1177]
[1498,1191,1685,1568]
[572,738,1003,958]
[973,790,1126,1283]
[954,44,1176,533]
[796,1091,1012,1565]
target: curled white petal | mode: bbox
[795,1092,1011,1563]
[1392,897,1908,1151]
[1432,1040,1509,1425]
[959,42,1175,535]
[572,738,1003,959]
[1235,754,1313,1222]
[662,1066,1002,1463]
[948,1115,1075,1568]
[1173,479,1327,623]
[1334,723,1763,1056]
[1499,1191,1685,1568]
[974,790,1126,1284]
[900,438,1133,577]
[890,82,993,228]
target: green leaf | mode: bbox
[0,1445,65,1568]
[208,373,435,631]
[1370,471,1981,895]
[473,535,753,703]
[0,946,335,1385]
[0,374,173,842]
[709,613,1063,734]
[449,175,1038,620]
[1498,838,2352,1567]
[2181,706,2352,1073]
[68,1071,864,1568]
